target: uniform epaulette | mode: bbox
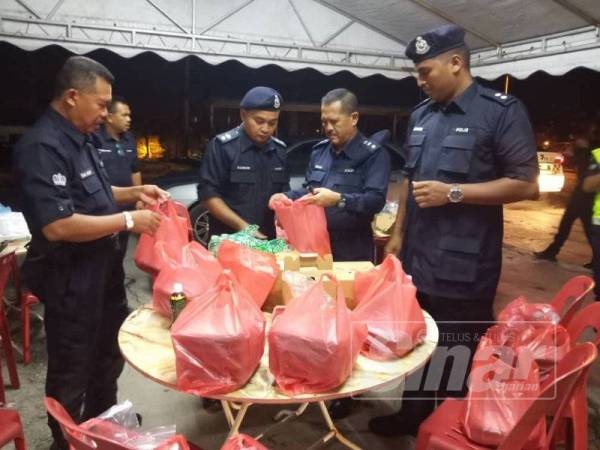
[270,136,287,148]
[217,127,240,143]
[481,90,517,106]
[361,139,381,153]
[312,139,329,149]
[413,97,432,110]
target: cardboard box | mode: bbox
[263,252,374,311]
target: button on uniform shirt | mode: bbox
[13,107,118,246]
[401,82,538,300]
[197,126,289,240]
[94,127,139,188]
[286,132,390,260]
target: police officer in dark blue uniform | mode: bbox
[271,88,390,261]
[94,96,142,308]
[13,56,167,450]
[369,25,539,437]
[198,86,289,240]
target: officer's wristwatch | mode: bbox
[336,194,347,209]
[447,184,464,203]
[123,211,134,230]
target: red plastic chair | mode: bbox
[551,302,600,450]
[0,408,26,449]
[0,253,20,404]
[550,275,594,329]
[415,342,598,450]
[44,397,204,450]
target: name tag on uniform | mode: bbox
[344,168,355,173]
[314,164,324,170]
[413,126,424,131]
[97,148,112,153]
[273,167,283,171]
[236,166,252,171]
[79,169,93,179]
[455,127,469,133]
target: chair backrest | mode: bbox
[566,302,600,346]
[45,397,131,450]
[497,342,597,450]
[551,275,594,328]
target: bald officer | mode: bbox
[198,87,289,240]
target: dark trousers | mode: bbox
[38,238,128,446]
[546,191,593,254]
[399,292,495,419]
[590,226,600,299]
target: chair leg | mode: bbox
[0,311,19,389]
[21,300,31,364]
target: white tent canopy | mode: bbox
[0,0,599,80]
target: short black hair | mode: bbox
[321,88,358,115]
[108,95,129,113]
[445,44,471,70]
[53,56,114,99]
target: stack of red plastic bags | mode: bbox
[461,296,571,447]
[171,270,266,395]
[269,197,331,255]
[221,434,269,450]
[353,254,427,360]
[269,273,367,395]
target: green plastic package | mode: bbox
[208,225,289,255]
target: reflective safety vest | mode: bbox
[592,148,600,225]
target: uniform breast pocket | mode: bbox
[331,172,362,193]
[81,175,109,211]
[438,135,476,181]
[229,169,257,200]
[404,134,425,172]
[306,170,326,186]
[271,169,289,188]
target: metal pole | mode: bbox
[183,57,190,158]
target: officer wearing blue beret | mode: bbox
[369,25,539,436]
[270,88,390,261]
[197,86,289,240]
[13,56,168,449]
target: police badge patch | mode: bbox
[52,173,67,186]
[415,36,430,55]
[273,94,281,109]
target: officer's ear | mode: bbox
[350,111,359,127]
[240,109,247,123]
[449,54,464,75]
[64,88,79,108]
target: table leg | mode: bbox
[227,402,250,438]
[221,400,235,428]
[307,401,362,450]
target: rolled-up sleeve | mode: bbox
[17,142,74,230]
[344,148,390,215]
[494,101,539,182]
[197,139,229,201]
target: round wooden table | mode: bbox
[118,305,438,449]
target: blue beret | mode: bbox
[240,86,283,111]
[405,25,466,64]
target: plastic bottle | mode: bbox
[170,282,187,323]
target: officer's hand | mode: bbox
[384,234,402,256]
[135,200,145,210]
[139,185,170,206]
[131,210,162,235]
[268,193,292,209]
[252,229,268,240]
[412,181,450,208]
[302,187,341,207]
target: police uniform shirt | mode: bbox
[287,132,390,234]
[401,82,538,300]
[197,126,289,239]
[94,126,139,187]
[13,107,118,244]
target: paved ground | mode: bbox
[3,188,600,450]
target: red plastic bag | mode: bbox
[134,200,192,275]
[220,434,269,450]
[171,270,266,395]
[270,198,331,255]
[498,296,560,326]
[352,254,426,360]
[462,328,545,448]
[268,273,367,395]
[217,240,279,309]
[152,241,222,319]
